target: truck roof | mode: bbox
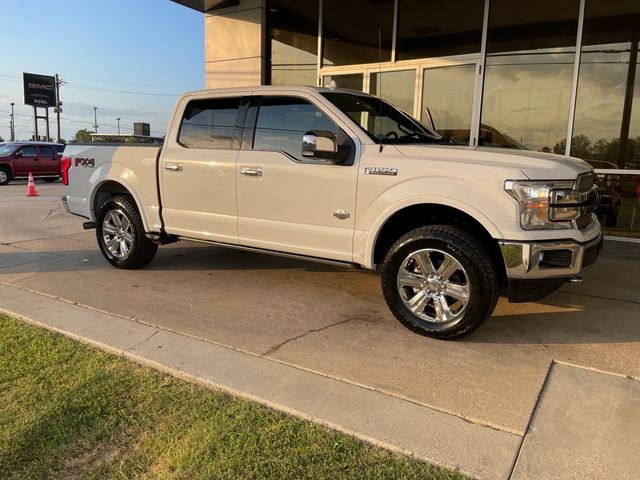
[182,85,374,98]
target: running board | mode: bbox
[180,237,362,269]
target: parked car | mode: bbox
[62,86,602,339]
[0,142,62,185]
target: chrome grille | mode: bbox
[576,171,595,192]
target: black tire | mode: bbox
[96,195,158,269]
[0,166,11,186]
[381,225,499,340]
[43,176,60,183]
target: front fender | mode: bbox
[357,175,516,268]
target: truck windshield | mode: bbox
[321,92,448,145]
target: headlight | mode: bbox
[505,180,576,230]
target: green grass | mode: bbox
[0,315,466,480]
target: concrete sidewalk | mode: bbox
[0,282,520,480]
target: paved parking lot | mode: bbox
[2,181,640,436]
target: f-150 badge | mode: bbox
[364,166,397,176]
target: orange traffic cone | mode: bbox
[26,172,38,197]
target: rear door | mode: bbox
[37,146,60,176]
[13,146,39,176]
[160,95,245,244]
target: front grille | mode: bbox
[576,171,595,192]
[575,172,597,230]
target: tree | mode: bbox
[0,135,4,142]
[72,129,93,143]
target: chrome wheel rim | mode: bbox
[0,171,7,183]
[102,209,134,260]
[396,248,470,324]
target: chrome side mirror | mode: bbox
[302,130,338,161]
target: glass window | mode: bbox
[0,145,17,156]
[422,65,476,145]
[397,0,484,61]
[39,146,55,157]
[323,0,394,66]
[269,0,319,86]
[178,97,241,149]
[481,0,580,151]
[20,146,37,157]
[322,92,444,145]
[370,70,416,115]
[323,74,364,91]
[254,96,338,161]
[571,0,640,238]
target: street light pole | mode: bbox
[9,103,15,141]
[93,106,99,133]
[117,117,121,136]
[54,74,64,143]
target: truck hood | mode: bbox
[393,145,592,180]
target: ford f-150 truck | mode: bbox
[62,86,602,339]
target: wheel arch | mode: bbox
[370,203,506,285]
[92,179,149,231]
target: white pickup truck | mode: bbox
[62,86,602,339]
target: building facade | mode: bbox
[174,0,640,238]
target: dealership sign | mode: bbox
[23,72,56,107]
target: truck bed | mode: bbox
[64,144,163,232]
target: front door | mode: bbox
[236,95,358,262]
[13,146,39,176]
[160,96,243,244]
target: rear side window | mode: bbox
[39,146,55,157]
[178,97,241,149]
[253,96,338,161]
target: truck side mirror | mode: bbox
[302,130,338,162]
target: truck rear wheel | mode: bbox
[96,195,158,269]
[381,225,499,340]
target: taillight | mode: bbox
[61,156,71,185]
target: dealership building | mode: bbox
[173,0,640,238]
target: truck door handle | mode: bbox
[240,167,262,177]
[165,163,183,172]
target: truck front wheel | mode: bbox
[96,195,158,269]
[381,225,499,340]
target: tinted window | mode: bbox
[20,146,37,157]
[269,0,319,86]
[179,97,241,149]
[253,96,338,161]
[397,0,484,60]
[323,0,394,66]
[39,146,55,157]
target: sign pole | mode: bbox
[33,107,39,141]
[45,107,50,141]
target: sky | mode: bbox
[0,0,203,141]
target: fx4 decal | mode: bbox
[75,157,95,168]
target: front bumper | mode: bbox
[499,234,603,302]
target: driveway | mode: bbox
[1,181,639,435]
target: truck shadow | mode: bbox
[2,243,639,346]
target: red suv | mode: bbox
[0,142,63,185]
